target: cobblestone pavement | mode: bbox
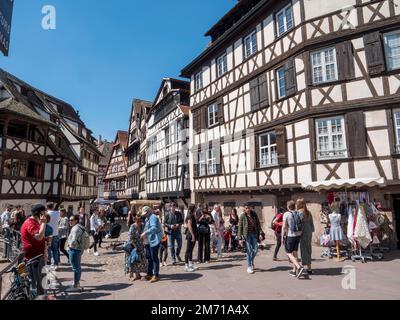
[1,228,400,300]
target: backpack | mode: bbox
[77,226,91,251]
[290,211,303,233]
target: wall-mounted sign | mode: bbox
[0,0,14,56]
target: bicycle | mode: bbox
[2,254,43,300]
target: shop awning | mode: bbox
[301,177,386,192]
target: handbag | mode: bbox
[199,224,209,235]
[123,241,134,254]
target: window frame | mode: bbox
[259,131,278,168]
[207,148,217,175]
[198,151,207,177]
[276,67,286,99]
[208,102,219,128]
[216,52,228,78]
[194,71,203,92]
[275,3,294,37]
[310,47,338,84]
[393,109,400,153]
[383,30,400,71]
[315,116,348,160]
[244,30,258,59]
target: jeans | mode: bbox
[47,235,60,266]
[90,231,101,252]
[197,232,210,263]
[69,248,82,285]
[245,234,258,268]
[60,238,69,260]
[2,228,10,258]
[215,235,223,256]
[28,256,45,295]
[185,237,196,264]
[146,244,160,277]
[168,232,182,262]
[274,232,282,259]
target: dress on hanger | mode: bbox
[329,212,345,241]
[354,206,372,249]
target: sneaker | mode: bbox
[247,267,255,274]
[273,257,278,261]
[307,270,313,275]
[163,262,168,267]
[205,261,210,264]
[189,263,198,270]
[93,252,100,257]
[160,263,163,268]
[149,276,160,283]
[172,260,176,265]
[297,267,305,279]
[185,266,195,272]
[54,266,59,271]
[289,270,297,277]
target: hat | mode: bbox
[141,206,151,217]
[31,204,46,215]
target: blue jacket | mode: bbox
[145,213,162,248]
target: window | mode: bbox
[2,159,43,179]
[151,165,158,181]
[160,162,167,179]
[244,31,258,59]
[276,3,293,37]
[394,110,400,153]
[198,152,206,177]
[168,160,177,177]
[277,67,286,99]
[259,132,278,167]
[384,30,400,71]
[311,47,338,84]
[316,117,348,160]
[217,53,228,77]
[165,127,170,147]
[195,71,203,91]
[208,102,218,127]
[207,148,217,175]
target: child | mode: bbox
[223,227,231,252]
[159,233,168,267]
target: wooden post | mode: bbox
[336,240,340,261]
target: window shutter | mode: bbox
[217,98,225,124]
[254,134,260,169]
[306,51,313,86]
[258,73,269,109]
[276,125,288,166]
[193,110,201,133]
[347,111,367,158]
[363,32,386,76]
[336,41,355,81]
[202,107,208,129]
[193,164,199,178]
[216,147,222,175]
[250,77,260,111]
[284,58,297,97]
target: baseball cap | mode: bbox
[141,206,151,217]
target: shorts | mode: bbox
[284,236,301,253]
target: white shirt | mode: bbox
[90,214,103,233]
[47,210,61,237]
[1,210,11,228]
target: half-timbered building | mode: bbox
[126,99,152,201]
[97,138,113,199]
[103,131,128,201]
[181,0,400,245]
[146,78,191,208]
[0,68,101,214]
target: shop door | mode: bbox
[393,199,400,249]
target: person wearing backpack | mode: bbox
[66,214,87,292]
[282,200,305,279]
[271,207,284,261]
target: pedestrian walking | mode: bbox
[229,209,239,252]
[89,209,105,256]
[272,208,284,261]
[46,202,61,270]
[197,205,213,264]
[58,208,70,261]
[184,204,198,272]
[282,200,305,279]
[238,204,263,274]
[211,205,224,259]
[1,205,13,259]
[159,233,168,267]
[66,214,86,292]
[126,215,147,282]
[164,202,184,264]
[297,198,315,275]
[20,204,47,296]
[141,206,163,284]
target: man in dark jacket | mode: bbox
[164,202,184,264]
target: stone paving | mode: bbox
[2,229,400,300]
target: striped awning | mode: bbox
[301,177,386,191]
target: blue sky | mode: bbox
[0,0,236,141]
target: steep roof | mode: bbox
[116,130,128,150]
[98,141,114,166]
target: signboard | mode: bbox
[0,0,14,56]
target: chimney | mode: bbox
[98,135,102,146]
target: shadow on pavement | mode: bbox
[264,266,292,272]
[81,263,108,268]
[55,267,106,273]
[160,272,203,282]
[85,283,132,291]
[62,292,112,300]
[312,268,344,276]
[199,263,241,271]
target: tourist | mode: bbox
[1,205,13,259]
[122,205,129,221]
[20,204,47,296]
[197,205,213,264]
[297,198,315,275]
[46,202,61,271]
[66,214,85,292]
[159,232,168,267]
[164,202,184,265]
[282,200,305,279]
[223,227,231,252]
[195,203,203,222]
[229,209,239,252]
[211,205,224,259]
[141,206,163,283]
[44,214,53,268]
[89,209,104,256]
[127,209,135,228]
[238,204,263,274]
[13,206,26,232]
[58,208,70,261]
[127,215,147,282]
[184,204,198,272]
[272,208,284,261]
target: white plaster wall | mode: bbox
[303,0,357,21]
[365,110,387,128]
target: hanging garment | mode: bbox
[354,207,372,249]
[329,213,345,241]
[347,207,355,244]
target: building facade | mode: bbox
[146,78,191,207]
[181,0,400,245]
[103,131,128,201]
[97,138,113,199]
[0,69,100,214]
